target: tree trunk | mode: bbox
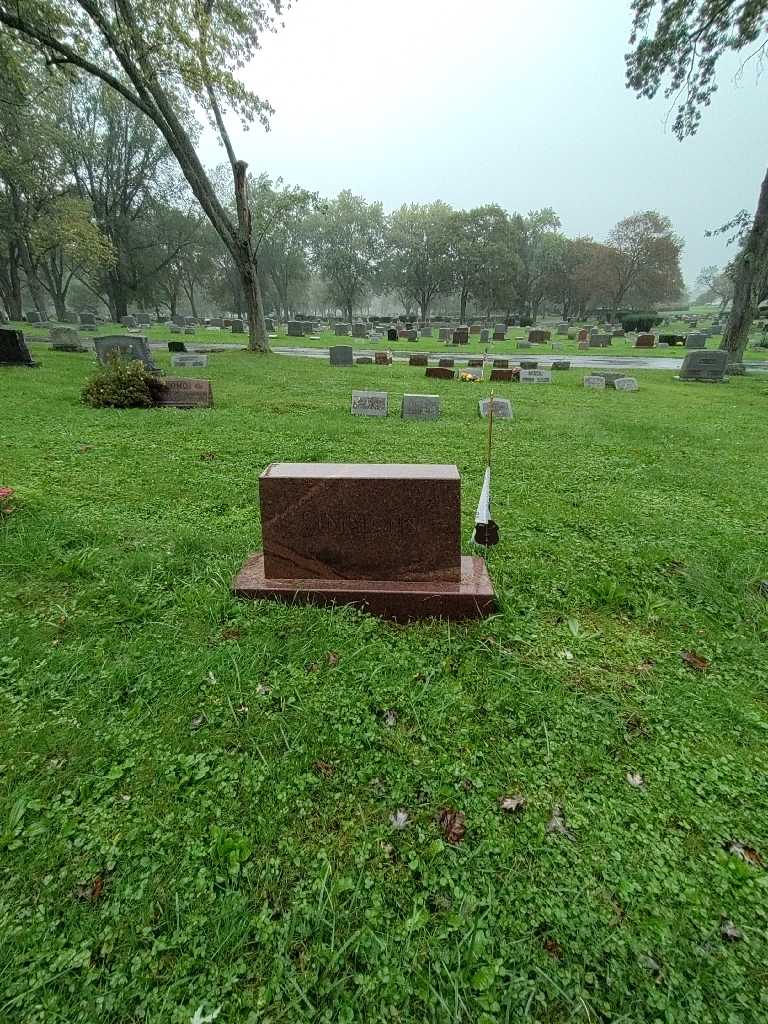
[459,285,469,324]
[720,164,768,373]
[346,302,353,325]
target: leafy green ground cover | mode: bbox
[2,346,768,1023]
[11,318,768,360]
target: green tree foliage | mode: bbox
[383,202,454,321]
[602,211,684,314]
[448,204,512,323]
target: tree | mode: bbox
[383,202,454,321]
[506,209,562,322]
[695,263,735,314]
[0,0,284,352]
[250,175,315,322]
[309,191,384,324]
[626,1,768,370]
[448,205,511,323]
[602,211,683,314]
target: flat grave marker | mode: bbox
[401,394,440,420]
[171,354,208,368]
[155,378,213,408]
[478,397,513,419]
[351,390,388,416]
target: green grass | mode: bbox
[13,318,768,361]
[2,345,768,1023]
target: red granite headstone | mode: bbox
[426,366,455,379]
[635,334,655,348]
[528,329,551,343]
[155,378,213,408]
[490,369,518,382]
[232,463,496,620]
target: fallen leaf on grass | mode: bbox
[725,841,763,867]
[75,876,105,903]
[255,683,272,696]
[543,937,562,959]
[382,708,398,728]
[636,659,655,673]
[305,662,319,673]
[389,809,410,830]
[498,794,526,814]
[199,452,217,462]
[220,627,241,641]
[721,919,744,942]
[312,760,335,778]
[626,772,645,788]
[236,704,249,716]
[326,651,339,667]
[681,651,711,671]
[189,714,207,732]
[639,954,662,977]
[438,808,466,844]
[546,806,576,842]
[78,445,94,453]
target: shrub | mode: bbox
[81,355,163,409]
[620,312,664,333]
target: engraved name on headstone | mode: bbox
[351,390,388,416]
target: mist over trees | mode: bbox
[0,72,686,326]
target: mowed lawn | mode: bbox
[2,345,768,1023]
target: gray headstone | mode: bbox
[401,393,440,420]
[50,326,81,348]
[209,317,223,329]
[287,321,304,337]
[120,315,137,328]
[335,324,350,337]
[678,348,728,382]
[94,334,158,371]
[0,328,37,366]
[330,345,354,366]
[26,311,42,324]
[171,354,208,368]
[614,377,639,391]
[551,360,571,370]
[231,319,245,334]
[351,390,388,416]
[62,311,79,324]
[516,340,532,349]
[479,397,513,419]
[79,313,96,327]
[480,328,489,342]
[438,328,450,342]
[136,313,152,326]
[685,333,707,349]
[520,369,552,383]
[584,375,606,389]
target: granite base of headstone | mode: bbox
[171,354,208,368]
[426,366,454,380]
[520,369,552,383]
[232,463,496,621]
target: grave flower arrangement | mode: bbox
[459,371,480,382]
[0,487,15,514]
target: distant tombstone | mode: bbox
[516,340,532,350]
[426,366,454,380]
[678,348,728,382]
[551,360,571,370]
[0,328,37,366]
[209,317,223,329]
[528,329,550,343]
[552,341,564,351]
[374,351,392,365]
[480,328,489,342]
[490,369,517,382]
[519,359,538,369]
[335,324,350,337]
[686,333,707,349]
[479,397,513,419]
[577,329,589,342]
[584,375,606,389]
[80,313,96,328]
[401,393,440,420]
[184,327,195,335]
[356,356,373,364]
[387,327,398,342]
[420,328,432,339]
[556,322,569,335]
[589,334,611,348]
[171,354,208,368]
[461,366,483,381]
[172,315,185,327]
[329,345,354,366]
[659,334,685,346]
[185,316,197,327]
[438,358,454,368]
[493,359,509,368]
[352,323,367,338]
[94,334,158,371]
[406,329,418,341]
[567,329,577,340]
[409,354,428,366]
[168,341,187,353]
[231,320,245,333]
[155,378,213,408]
[120,315,137,328]
[468,358,484,367]
[452,327,469,344]
[598,372,625,389]
[469,324,481,335]
[287,321,304,337]
[351,390,388,416]
[169,323,183,334]
[62,311,79,324]
[635,333,655,348]
[520,369,552,383]
[26,311,42,324]
[136,313,152,326]
[397,329,408,339]
[658,341,669,347]
[50,326,83,350]
[439,328,451,342]
[614,377,639,391]
[493,323,506,341]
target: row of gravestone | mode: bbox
[350,391,514,420]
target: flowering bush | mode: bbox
[81,355,163,409]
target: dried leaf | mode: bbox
[255,683,272,696]
[75,875,105,903]
[189,714,207,732]
[236,704,249,716]
[681,650,711,671]
[313,760,335,778]
[639,954,661,977]
[721,919,743,942]
[461,778,475,792]
[199,452,217,461]
[382,708,398,728]
[636,659,656,673]
[438,808,466,845]
[543,937,562,959]
[725,841,763,867]
[626,772,645,788]
[389,809,410,830]
[546,806,576,842]
[78,445,93,453]
[220,627,240,641]
[326,651,339,667]
[498,794,526,814]
[306,662,319,673]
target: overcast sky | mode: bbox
[198,0,766,289]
